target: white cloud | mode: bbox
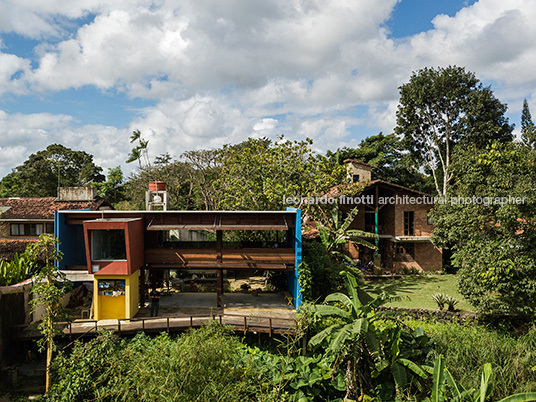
[0,109,129,177]
[2,0,536,180]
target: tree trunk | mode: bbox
[46,337,52,392]
[344,359,358,400]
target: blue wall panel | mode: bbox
[286,208,302,310]
[55,210,89,270]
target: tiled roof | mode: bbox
[326,180,431,198]
[0,239,37,260]
[0,197,111,220]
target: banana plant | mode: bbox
[308,271,425,400]
[371,326,430,396]
[426,355,536,402]
[308,271,383,400]
[314,203,377,264]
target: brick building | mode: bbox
[328,160,442,272]
[0,187,112,261]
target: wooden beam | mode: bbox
[217,269,223,308]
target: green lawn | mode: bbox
[361,274,474,312]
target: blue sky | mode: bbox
[0,0,533,179]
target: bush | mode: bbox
[404,319,536,400]
[0,252,39,286]
[299,240,343,302]
[47,323,263,401]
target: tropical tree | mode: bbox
[28,234,71,393]
[521,98,536,149]
[312,203,377,264]
[93,166,125,205]
[395,66,513,196]
[0,144,105,197]
[326,133,434,193]
[214,136,345,211]
[430,141,536,314]
[126,129,151,168]
[308,272,429,400]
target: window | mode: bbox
[352,174,360,183]
[97,279,125,296]
[10,223,24,236]
[404,211,414,236]
[46,223,54,234]
[427,215,433,225]
[10,223,45,236]
[91,230,126,260]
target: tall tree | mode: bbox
[0,144,104,197]
[213,136,345,210]
[429,141,536,314]
[93,166,126,205]
[395,66,513,196]
[28,234,71,393]
[182,149,221,210]
[521,98,536,148]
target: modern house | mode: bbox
[55,208,302,320]
[0,187,112,261]
[321,160,442,272]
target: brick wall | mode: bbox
[394,193,433,236]
[415,242,442,271]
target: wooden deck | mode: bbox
[12,313,297,342]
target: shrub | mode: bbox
[0,252,39,286]
[47,323,263,401]
[404,319,536,399]
[299,240,343,302]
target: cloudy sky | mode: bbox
[1,0,535,179]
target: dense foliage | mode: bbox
[214,136,344,210]
[299,240,343,302]
[0,251,38,286]
[430,142,536,314]
[0,144,104,197]
[326,133,434,194]
[47,324,263,401]
[405,319,536,400]
[395,65,513,196]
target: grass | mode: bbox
[361,274,474,312]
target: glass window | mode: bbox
[46,223,54,234]
[36,224,44,235]
[97,279,125,296]
[404,211,414,236]
[10,223,23,236]
[352,174,360,183]
[91,230,126,260]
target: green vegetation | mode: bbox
[0,144,104,197]
[47,324,263,401]
[29,234,71,393]
[0,251,38,286]
[361,275,473,312]
[326,133,434,194]
[299,240,343,303]
[395,65,513,196]
[404,320,536,400]
[430,142,536,315]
